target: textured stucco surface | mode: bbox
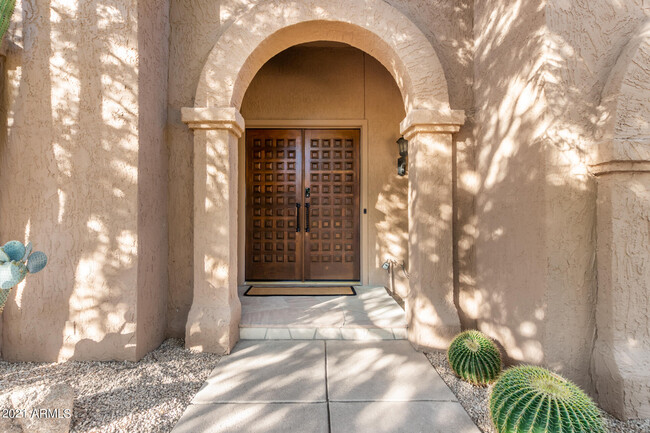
[596,18,650,165]
[473,0,649,416]
[195,0,451,112]
[591,16,650,420]
[136,0,170,360]
[0,0,169,361]
[0,0,647,419]
[238,45,409,296]
[185,126,241,354]
[546,0,648,167]
[405,127,461,349]
[474,0,597,394]
[474,0,551,370]
[593,172,650,420]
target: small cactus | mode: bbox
[3,240,25,261]
[447,330,502,385]
[0,240,48,312]
[0,0,15,41]
[0,260,27,289]
[490,365,606,433]
[27,251,47,274]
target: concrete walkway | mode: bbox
[172,340,481,433]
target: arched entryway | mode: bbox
[181,0,465,354]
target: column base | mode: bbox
[185,300,241,354]
[593,341,650,420]
[406,311,460,352]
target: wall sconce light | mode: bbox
[396,136,408,176]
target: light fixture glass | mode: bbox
[397,136,408,156]
[396,136,408,176]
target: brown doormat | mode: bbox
[244,286,356,296]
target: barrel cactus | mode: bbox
[490,366,606,433]
[0,241,48,312]
[447,330,502,385]
[0,0,15,41]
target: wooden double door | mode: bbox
[245,129,361,281]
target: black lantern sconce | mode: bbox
[396,136,408,176]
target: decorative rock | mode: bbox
[0,383,74,433]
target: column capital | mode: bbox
[590,160,650,176]
[181,106,245,137]
[400,109,465,140]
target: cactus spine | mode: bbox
[447,330,502,385]
[490,366,606,433]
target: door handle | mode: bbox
[296,203,301,232]
[305,203,310,232]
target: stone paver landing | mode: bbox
[239,286,408,341]
[172,340,481,433]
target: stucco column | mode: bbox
[181,107,243,354]
[401,109,465,350]
[591,163,650,420]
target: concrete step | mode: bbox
[239,326,407,340]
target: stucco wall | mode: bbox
[387,0,476,330]
[544,0,648,400]
[474,0,550,370]
[594,172,650,419]
[166,0,475,337]
[0,0,169,361]
[473,0,596,392]
[136,0,170,360]
[473,0,649,398]
[546,0,648,165]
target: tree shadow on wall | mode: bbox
[0,0,168,362]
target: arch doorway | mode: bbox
[181,0,465,354]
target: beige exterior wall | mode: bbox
[135,0,170,360]
[473,0,649,412]
[590,16,650,420]
[0,0,169,361]
[0,0,646,418]
[473,0,552,372]
[166,0,224,338]
[473,0,598,391]
[594,172,650,419]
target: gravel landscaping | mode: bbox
[3,339,650,433]
[426,351,650,433]
[0,339,221,433]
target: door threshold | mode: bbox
[244,281,361,287]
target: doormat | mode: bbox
[244,286,356,296]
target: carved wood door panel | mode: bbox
[245,129,360,282]
[303,129,360,281]
[245,129,303,281]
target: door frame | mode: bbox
[238,119,369,285]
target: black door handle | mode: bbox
[296,203,301,232]
[305,203,310,232]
